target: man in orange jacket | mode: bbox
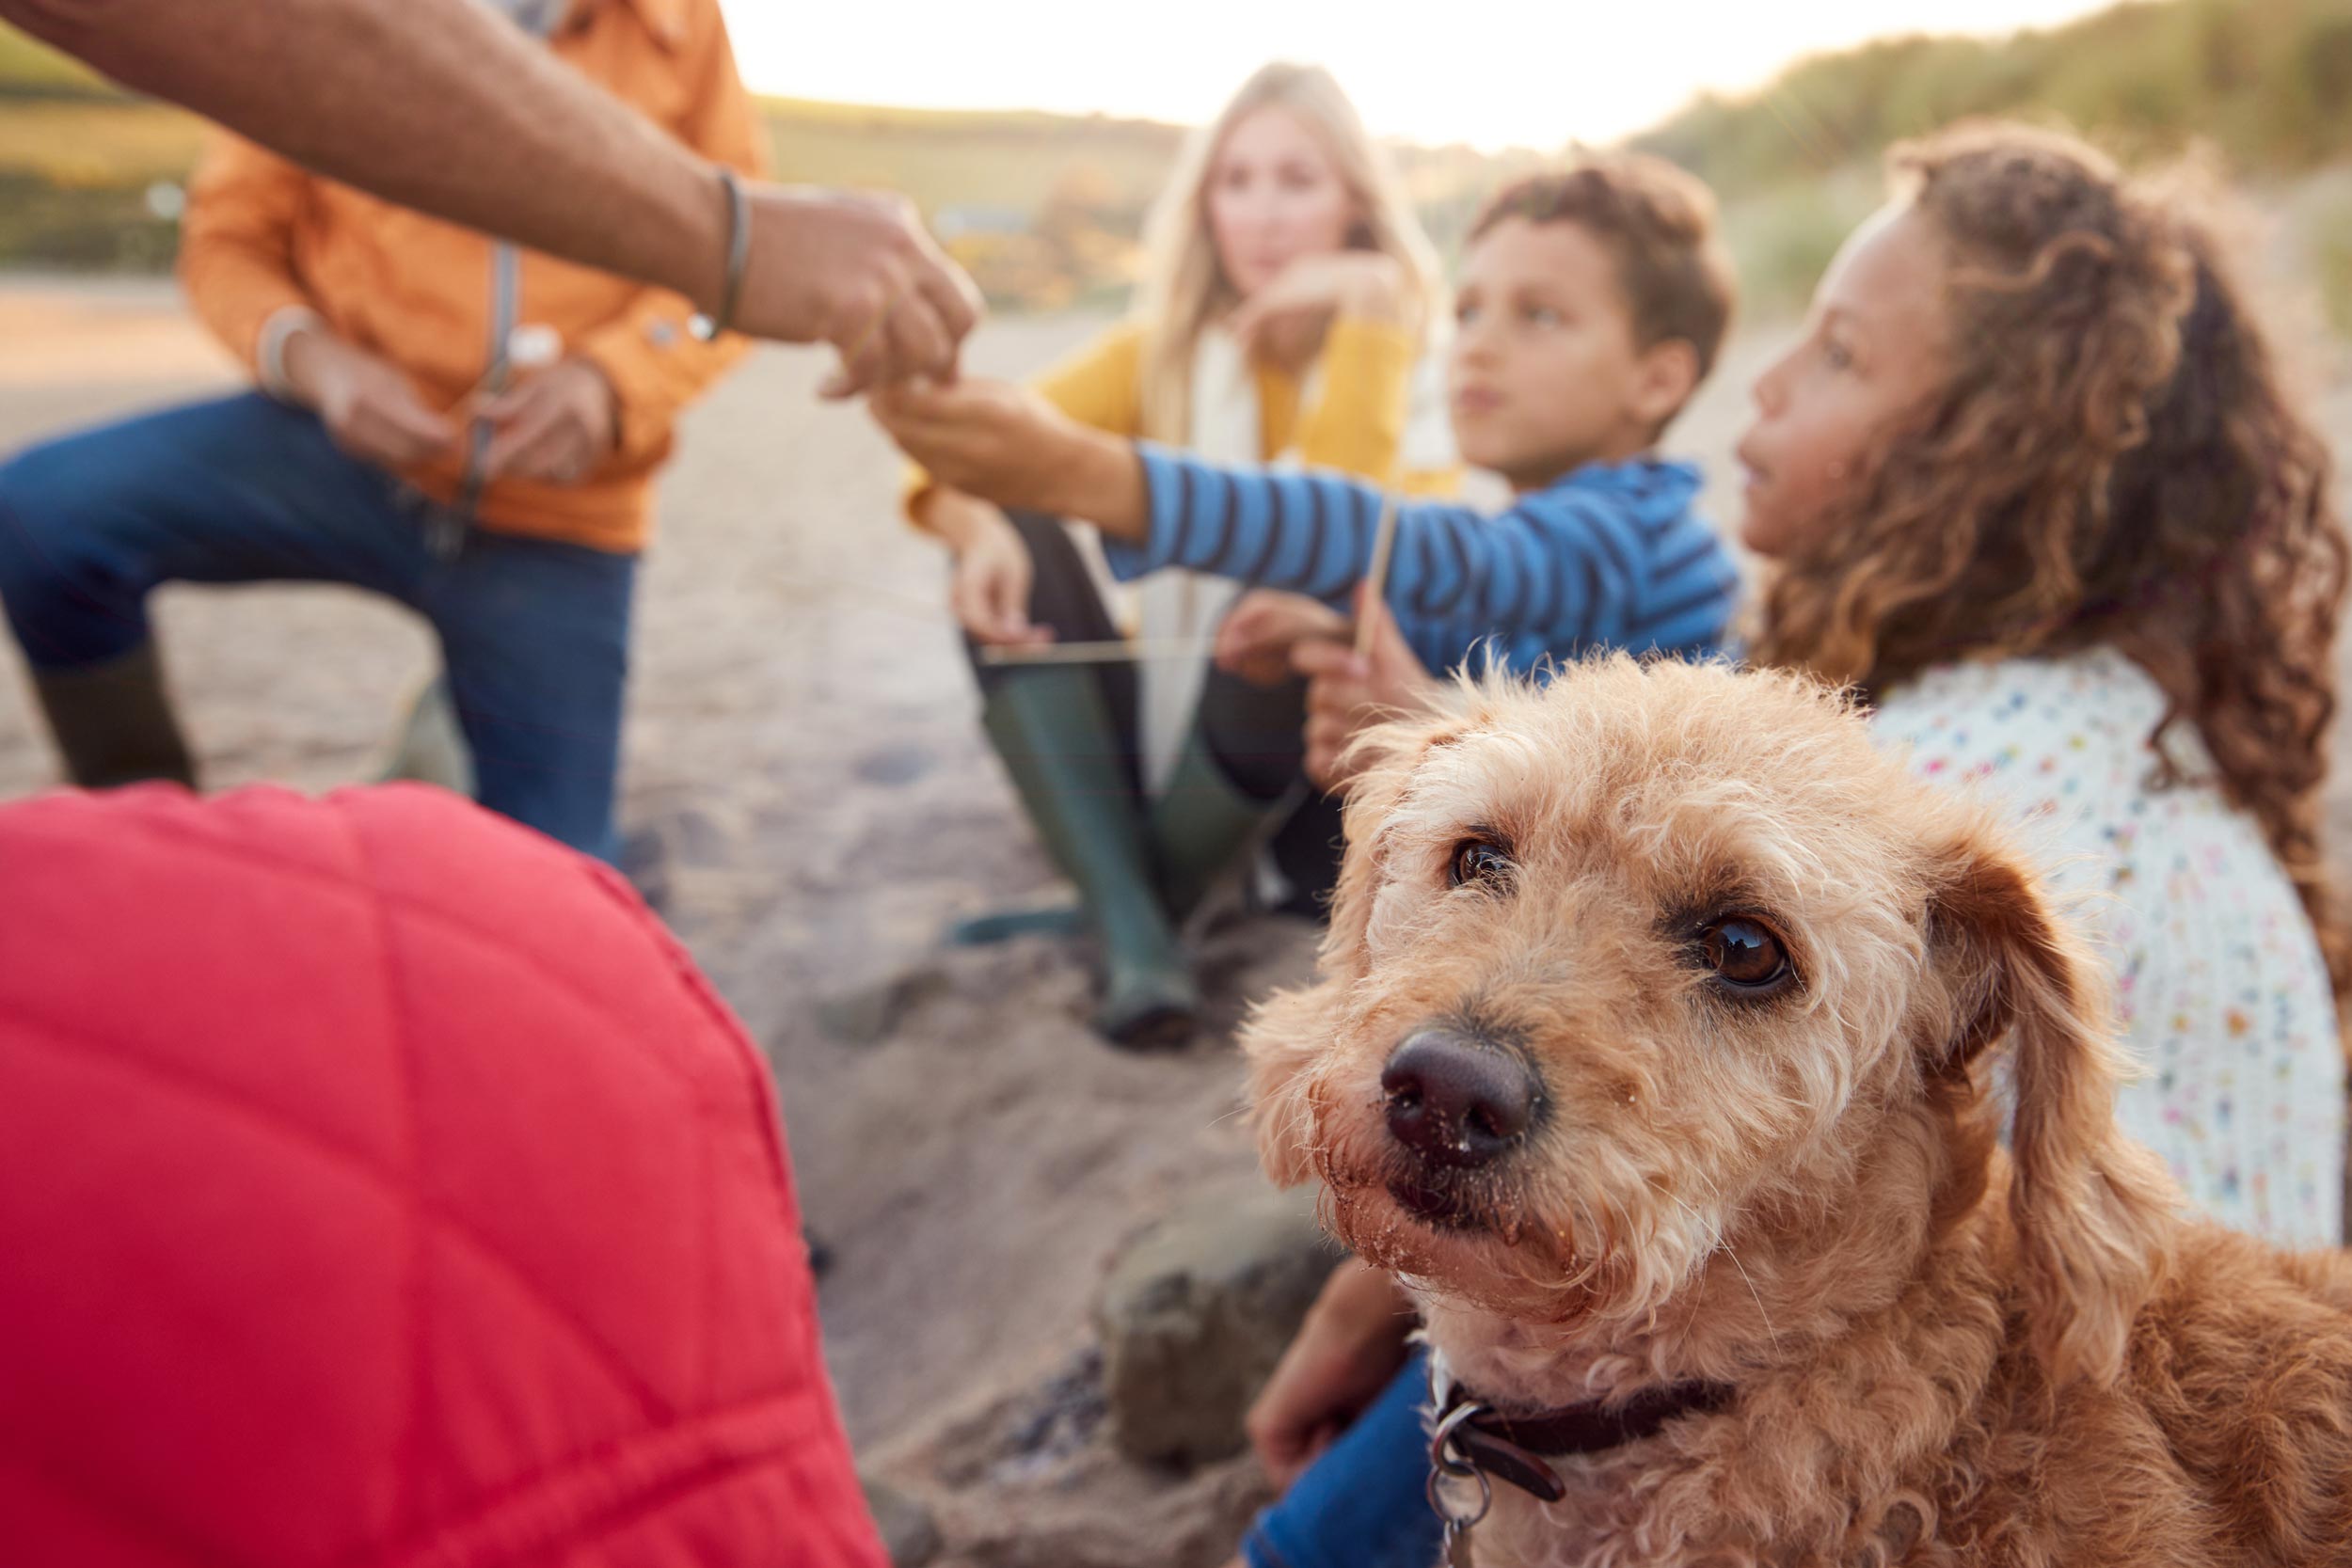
[0,0,760,862]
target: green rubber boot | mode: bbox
[1149,731,1288,926]
[29,641,197,790]
[981,669,1200,1049]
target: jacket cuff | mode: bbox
[255,305,326,404]
[1101,443,1188,581]
[574,314,701,464]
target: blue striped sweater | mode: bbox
[1106,445,1741,676]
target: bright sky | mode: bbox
[723,0,2118,151]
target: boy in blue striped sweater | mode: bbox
[878,153,1741,701]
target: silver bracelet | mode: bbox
[689,165,750,342]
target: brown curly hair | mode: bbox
[1473,153,1738,385]
[1748,122,2352,998]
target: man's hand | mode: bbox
[1244,1259,1417,1493]
[1228,252,1411,369]
[871,379,1146,534]
[477,360,619,485]
[731,186,983,398]
[282,327,455,471]
[1291,586,1441,788]
[1215,591,1348,687]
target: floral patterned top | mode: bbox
[1874,646,2344,1247]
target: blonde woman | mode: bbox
[907,62,1457,1048]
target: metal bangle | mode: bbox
[689,164,750,342]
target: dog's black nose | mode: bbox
[1381,1027,1539,1169]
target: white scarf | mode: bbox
[1127,324,1455,793]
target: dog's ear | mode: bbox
[1240,980,1344,1187]
[1925,827,2176,1389]
[1322,710,1463,969]
[1248,709,1462,1187]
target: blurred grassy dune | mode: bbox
[1638,0,2352,192]
[9,0,2352,321]
[1635,0,2352,315]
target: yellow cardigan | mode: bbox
[904,314,1458,527]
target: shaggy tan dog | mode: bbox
[1244,657,2352,1567]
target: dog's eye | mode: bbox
[1450,837,1512,892]
[1700,918,1790,991]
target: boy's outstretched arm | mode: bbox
[872,379,1152,533]
[1112,450,1650,640]
[871,383,1710,645]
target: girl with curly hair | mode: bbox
[1740,120,2346,1245]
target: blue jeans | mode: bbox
[1243,1352,1445,1568]
[0,393,634,861]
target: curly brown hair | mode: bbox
[1472,154,1738,386]
[1748,121,2352,998]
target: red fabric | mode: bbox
[0,784,887,1568]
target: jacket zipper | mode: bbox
[436,1,560,560]
[434,242,519,560]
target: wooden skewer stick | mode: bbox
[1355,487,1401,659]
[976,638,1222,667]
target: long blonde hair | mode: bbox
[1135,61,1443,443]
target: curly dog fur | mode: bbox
[1243,656,2352,1566]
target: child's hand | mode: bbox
[1229,253,1412,367]
[874,379,1150,538]
[871,379,1089,515]
[1215,590,1348,686]
[1243,1258,1417,1493]
[1291,586,1439,788]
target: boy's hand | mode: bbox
[870,379,1072,510]
[1216,590,1348,686]
[1230,252,1411,367]
[478,359,618,485]
[1291,586,1440,788]
[871,379,1146,534]
[282,327,456,471]
[1244,1259,1417,1493]
[948,504,1050,647]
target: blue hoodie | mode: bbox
[1108,445,1739,676]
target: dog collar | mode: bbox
[1426,1353,1736,1507]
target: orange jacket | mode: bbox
[178,0,763,555]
